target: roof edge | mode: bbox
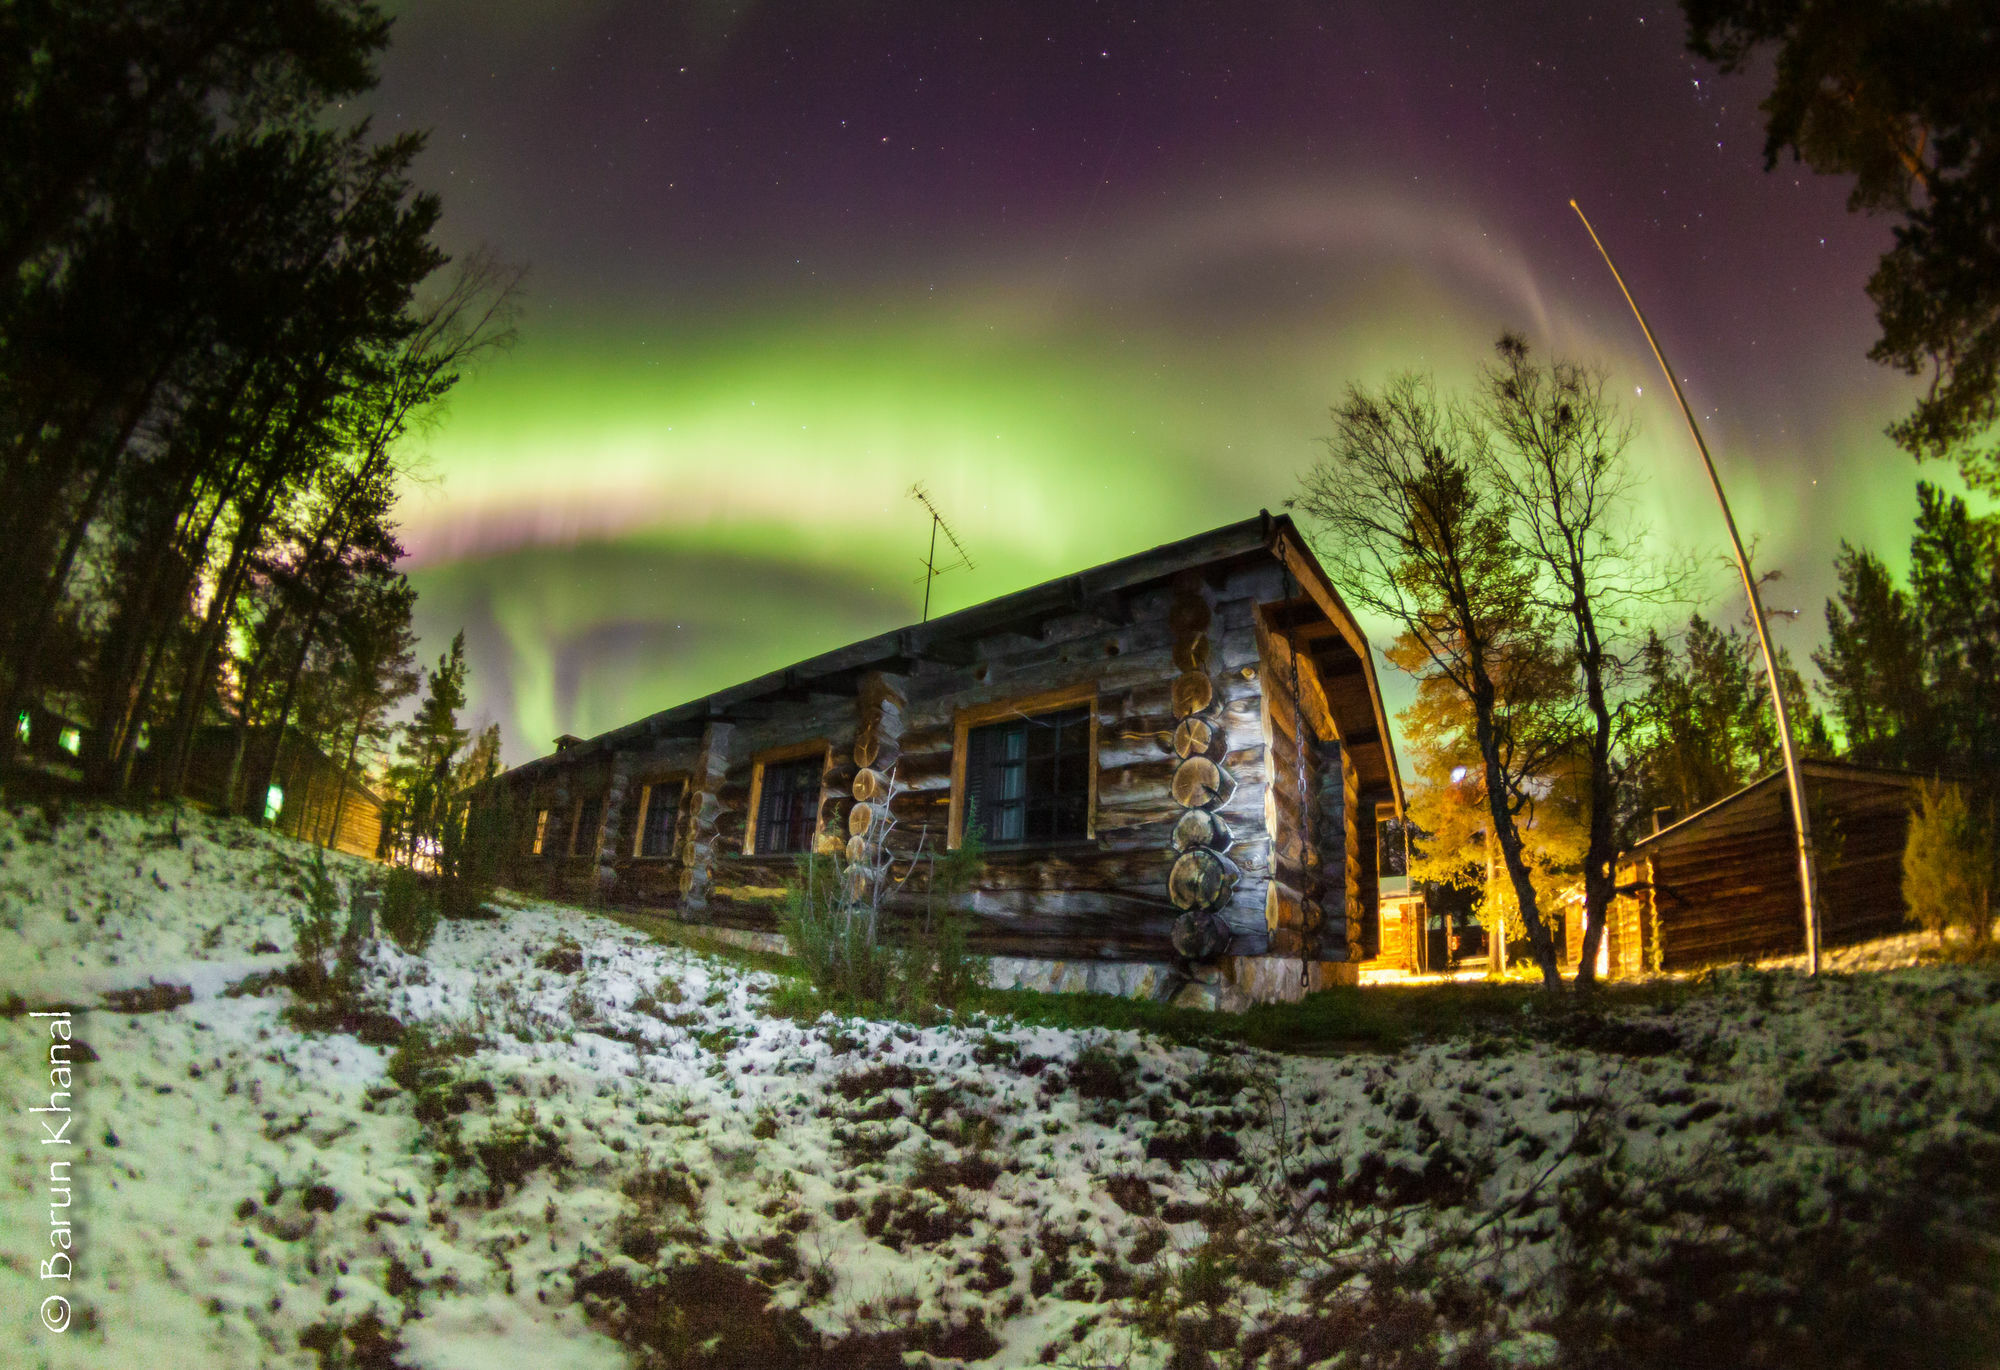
[1263,513,1406,817]
[497,512,1408,807]
[1630,759,1926,850]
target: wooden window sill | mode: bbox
[974,837,1103,857]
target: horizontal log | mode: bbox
[1216,776,1268,824]
[971,641,1176,694]
[888,770,952,796]
[1099,731,1178,771]
[1098,756,1178,796]
[1092,821,1180,854]
[1095,803,1186,838]
[1222,743,1269,780]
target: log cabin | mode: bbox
[1582,761,1923,978]
[488,512,1408,1008]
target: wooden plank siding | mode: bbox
[170,724,384,860]
[487,514,1408,996]
[1602,763,1921,974]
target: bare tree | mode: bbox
[1292,373,1569,988]
[1479,335,1686,984]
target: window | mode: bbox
[753,756,822,855]
[964,706,1091,846]
[635,782,680,858]
[532,809,551,856]
[263,785,284,822]
[571,794,604,858]
[1377,814,1411,894]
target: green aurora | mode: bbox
[365,4,1986,766]
[401,234,1947,764]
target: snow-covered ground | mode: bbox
[5,805,1998,1368]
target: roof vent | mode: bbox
[553,733,583,752]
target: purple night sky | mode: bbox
[360,2,1959,762]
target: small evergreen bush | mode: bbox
[781,812,989,1021]
[291,850,343,997]
[439,788,510,919]
[893,823,988,1021]
[1904,781,1996,946]
[781,849,894,1004]
[379,865,440,955]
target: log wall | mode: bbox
[494,552,1398,974]
[1612,768,1917,974]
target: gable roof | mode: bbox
[503,511,1403,809]
[1630,759,1924,853]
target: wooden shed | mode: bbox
[178,725,385,861]
[1594,761,1922,977]
[491,513,1408,1005]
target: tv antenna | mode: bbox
[908,483,974,622]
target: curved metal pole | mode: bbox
[1569,199,1822,974]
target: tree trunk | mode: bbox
[1471,676,1563,989]
[158,492,276,800]
[111,632,173,797]
[157,334,353,795]
[1571,583,1621,988]
[245,605,324,823]
[221,609,295,816]
[0,377,162,772]
[325,713,368,852]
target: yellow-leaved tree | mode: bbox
[1390,634,1588,960]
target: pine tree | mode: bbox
[1624,619,1750,834]
[388,630,468,865]
[319,569,419,849]
[1684,0,2000,488]
[1815,483,2000,795]
[1816,543,1932,767]
[453,722,502,792]
[1910,485,2000,785]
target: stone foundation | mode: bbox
[987,952,1357,1011]
[683,924,790,957]
[621,918,1358,1010]
[987,957,1175,999]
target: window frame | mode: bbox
[531,807,551,856]
[631,777,687,859]
[570,792,605,859]
[743,739,832,857]
[948,684,1098,850]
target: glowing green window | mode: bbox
[264,786,284,822]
